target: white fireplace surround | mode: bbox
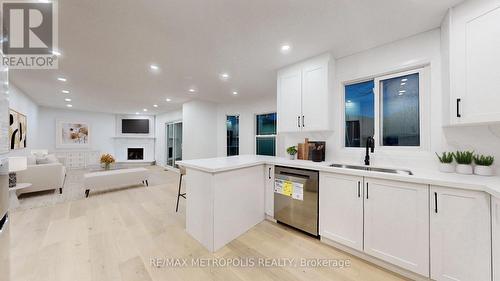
[113,137,155,162]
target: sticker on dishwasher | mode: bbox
[274,179,304,201]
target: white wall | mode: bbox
[8,84,39,156]
[37,106,116,154]
[155,110,183,166]
[216,98,276,157]
[182,100,218,160]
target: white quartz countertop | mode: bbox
[176,155,500,198]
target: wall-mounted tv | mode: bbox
[122,119,149,134]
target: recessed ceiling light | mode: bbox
[281,44,291,53]
[135,112,139,115]
[153,104,158,108]
[401,78,408,82]
[57,77,67,82]
[232,91,238,95]
[61,90,70,94]
[52,50,61,56]
[66,104,72,108]
[188,88,196,93]
[143,108,148,112]
[166,98,172,102]
[220,73,230,80]
[149,64,159,71]
[399,90,406,93]
[401,82,406,86]
[64,98,71,102]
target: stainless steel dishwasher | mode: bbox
[274,166,319,236]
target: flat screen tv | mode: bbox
[122,119,149,134]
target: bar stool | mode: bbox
[176,166,186,212]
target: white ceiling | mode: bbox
[10,0,463,115]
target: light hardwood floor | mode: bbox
[9,169,407,281]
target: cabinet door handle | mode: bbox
[268,167,271,179]
[366,182,369,199]
[434,192,438,213]
[297,116,301,128]
[302,115,305,127]
[456,98,461,118]
[357,181,361,198]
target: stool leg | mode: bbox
[176,174,183,212]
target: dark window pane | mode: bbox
[345,80,375,147]
[256,137,276,156]
[227,115,239,156]
[256,113,277,135]
[381,73,420,146]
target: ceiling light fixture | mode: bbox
[188,88,196,93]
[143,108,148,112]
[57,77,67,82]
[66,104,72,108]
[401,78,408,82]
[149,64,159,71]
[232,91,238,95]
[61,90,70,94]
[280,44,292,53]
[220,73,230,80]
[166,98,172,102]
[64,98,71,102]
[153,104,158,108]
[135,112,139,115]
[401,82,406,86]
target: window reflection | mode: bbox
[345,80,375,147]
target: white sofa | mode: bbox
[16,162,66,195]
[83,168,149,197]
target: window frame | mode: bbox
[341,66,429,152]
[254,112,277,156]
[226,114,240,156]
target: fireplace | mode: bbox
[127,148,144,160]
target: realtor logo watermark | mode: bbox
[1,1,58,69]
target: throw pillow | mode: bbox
[36,157,49,165]
[46,154,58,164]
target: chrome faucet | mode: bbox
[365,136,375,166]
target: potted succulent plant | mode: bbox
[453,151,474,175]
[286,146,298,160]
[473,154,495,176]
[436,152,455,173]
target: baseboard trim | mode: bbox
[320,237,430,281]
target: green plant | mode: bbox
[436,152,454,164]
[473,155,495,166]
[286,146,298,155]
[454,151,474,165]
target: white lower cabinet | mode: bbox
[319,173,363,251]
[430,186,491,281]
[493,197,500,281]
[264,165,275,217]
[363,178,429,276]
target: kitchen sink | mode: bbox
[329,163,413,175]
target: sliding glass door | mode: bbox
[166,121,182,168]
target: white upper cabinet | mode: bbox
[277,67,303,132]
[277,54,331,133]
[363,178,429,276]
[443,1,500,125]
[430,186,491,281]
[319,173,364,251]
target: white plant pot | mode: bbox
[289,154,296,160]
[456,164,473,175]
[438,163,455,173]
[474,165,494,176]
